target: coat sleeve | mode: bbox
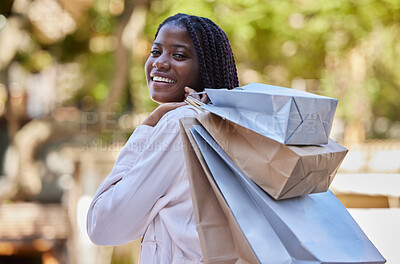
[86,106,196,245]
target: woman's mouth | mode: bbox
[152,76,177,84]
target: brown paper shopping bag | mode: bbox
[189,123,385,263]
[196,112,348,200]
[180,117,260,264]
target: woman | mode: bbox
[87,13,239,264]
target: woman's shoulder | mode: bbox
[158,105,198,126]
[170,105,199,118]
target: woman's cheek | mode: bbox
[144,58,153,79]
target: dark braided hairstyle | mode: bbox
[155,13,239,91]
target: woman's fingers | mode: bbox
[185,86,209,104]
[184,87,200,100]
[200,93,209,104]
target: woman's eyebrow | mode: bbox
[153,42,190,49]
[171,44,189,49]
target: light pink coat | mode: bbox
[87,106,203,264]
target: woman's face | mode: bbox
[145,23,202,103]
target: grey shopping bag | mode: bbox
[190,124,386,264]
[202,83,337,145]
[180,117,260,264]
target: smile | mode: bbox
[152,76,176,83]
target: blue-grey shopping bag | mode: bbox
[190,124,386,264]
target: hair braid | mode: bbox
[216,26,239,88]
[195,17,219,88]
[206,18,239,89]
[184,19,212,90]
[215,38,228,88]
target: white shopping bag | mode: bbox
[190,124,386,263]
[202,83,338,145]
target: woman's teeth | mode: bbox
[153,76,176,83]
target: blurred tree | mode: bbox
[99,0,151,115]
[1,0,399,142]
[140,0,400,143]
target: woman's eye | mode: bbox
[174,54,187,59]
[150,50,161,56]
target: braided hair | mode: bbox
[155,13,239,91]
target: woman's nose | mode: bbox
[152,56,170,70]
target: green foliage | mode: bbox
[141,0,400,138]
[10,0,400,139]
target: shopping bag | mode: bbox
[179,117,260,264]
[202,83,337,145]
[190,124,386,264]
[197,112,347,200]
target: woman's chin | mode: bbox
[150,93,184,104]
[151,97,173,104]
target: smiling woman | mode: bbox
[86,13,239,264]
[145,24,201,103]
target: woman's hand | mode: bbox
[142,86,207,127]
[142,102,186,127]
[184,87,209,104]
